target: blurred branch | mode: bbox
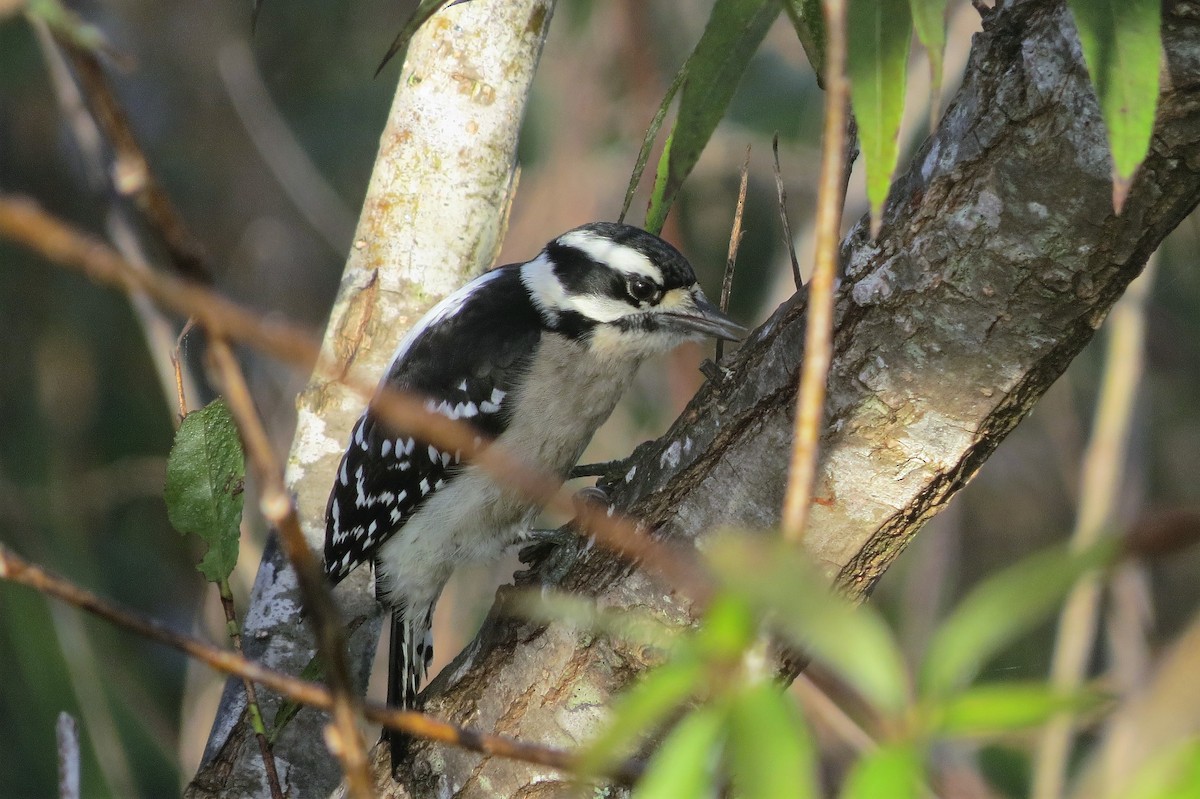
[32,19,205,417]
[0,544,642,783]
[217,41,356,254]
[53,37,212,284]
[1032,255,1158,799]
[780,0,849,544]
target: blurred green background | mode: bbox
[1,1,1197,796]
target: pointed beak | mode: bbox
[663,290,746,341]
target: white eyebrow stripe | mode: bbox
[555,230,663,282]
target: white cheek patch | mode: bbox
[556,230,663,282]
[567,293,640,323]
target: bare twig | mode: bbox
[218,581,285,799]
[171,353,284,799]
[56,712,81,799]
[773,133,803,291]
[205,339,373,799]
[780,0,850,544]
[716,146,750,363]
[0,545,643,784]
[1031,255,1158,799]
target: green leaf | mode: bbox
[847,0,913,236]
[1125,738,1200,799]
[706,535,910,715]
[581,654,707,776]
[164,399,244,583]
[920,542,1116,699]
[696,593,758,660]
[1066,0,1162,209]
[840,743,924,799]
[781,0,827,83]
[271,653,326,741]
[644,0,779,234]
[633,705,725,799]
[909,0,947,125]
[620,66,688,225]
[931,682,1110,737]
[728,681,818,799]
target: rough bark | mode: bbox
[387,1,1200,796]
[186,3,556,796]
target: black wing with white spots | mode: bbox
[323,265,544,583]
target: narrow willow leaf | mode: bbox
[633,705,725,799]
[644,0,779,234]
[1124,739,1200,799]
[1066,0,1162,211]
[920,542,1117,699]
[728,681,818,799]
[271,654,327,741]
[376,0,458,75]
[932,682,1110,737]
[847,0,913,236]
[620,66,688,225]
[706,535,909,715]
[696,593,758,660]
[164,399,244,583]
[781,0,827,82]
[840,743,923,799]
[580,654,706,776]
[909,0,947,127]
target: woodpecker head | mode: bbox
[520,222,745,355]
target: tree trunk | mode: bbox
[389,1,1200,796]
[186,3,556,796]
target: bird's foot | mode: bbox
[516,486,611,583]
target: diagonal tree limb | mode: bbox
[392,2,1200,796]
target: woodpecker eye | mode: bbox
[627,276,660,304]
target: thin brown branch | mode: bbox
[1032,256,1158,799]
[0,545,643,784]
[56,37,213,283]
[171,353,284,799]
[716,146,750,364]
[780,0,850,544]
[205,339,373,799]
[773,133,803,290]
[218,581,285,799]
[0,193,716,605]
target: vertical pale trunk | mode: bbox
[187,4,556,797]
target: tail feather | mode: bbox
[385,604,434,772]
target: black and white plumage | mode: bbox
[322,222,743,765]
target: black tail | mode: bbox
[385,604,434,772]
